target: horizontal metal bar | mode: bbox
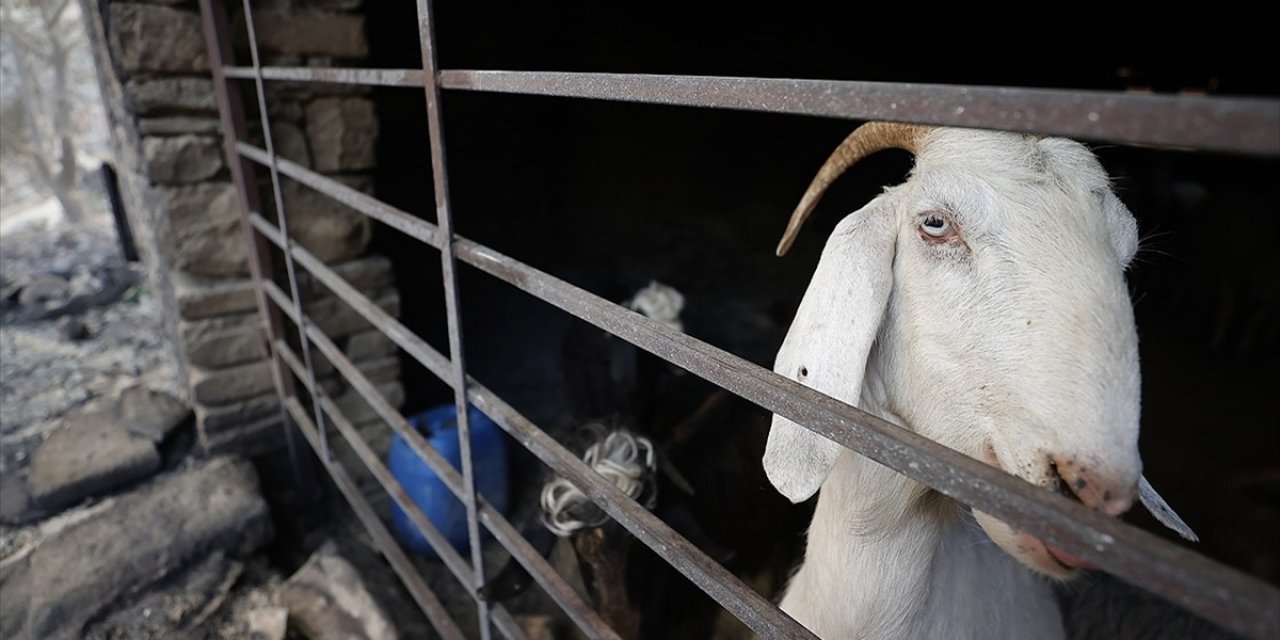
[449,237,1279,639]
[249,159,1277,635]
[250,212,452,382]
[266,274,792,638]
[439,70,1280,156]
[282,395,468,640]
[274,339,478,589]
[462,382,819,639]
[224,65,426,87]
[263,280,619,640]
[489,607,532,640]
[239,143,441,248]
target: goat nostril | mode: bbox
[1048,455,1135,516]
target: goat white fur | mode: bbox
[765,123,1169,639]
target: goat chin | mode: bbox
[779,451,1066,640]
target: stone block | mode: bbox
[180,313,267,369]
[196,392,281,437]
[143,135,224,184]
[138,116,222,136]
[2,457,272,638]
[158,183,248,278]
[173,272,259,320]
[305,97,377,172]
[344,329,397,361]
[248,12,367,58]
[110,4,209,73]
[189,359,276,406]
[126,78,216,115]
[27,408,161,510]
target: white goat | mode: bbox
[764,123,1191,639]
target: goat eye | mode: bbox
[921,215,950,237]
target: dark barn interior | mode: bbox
[272,6,1279,637]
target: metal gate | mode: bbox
[197,2,1280,638]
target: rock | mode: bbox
[120,384,192,444]
[109,4,209,73]
[180,313,267,369]
[143,135,225,184]
[189,359,276,406]
[27,407,162,510]
[271,120,311,167]
[0,466,47,526]
[197,392,280,437]
[203,415,286,457]
[344,329,398,361]
[3,457,272,639]
[283,181,372,265]
[57,316,93,341]
[246,606,289,640]
[158,183,249,277]
[173,272,258,320]
[126,78,217,115]
[138,116,222,136]
[248,12,368,58]
[279,541,398,640]
[298,254,395,299]
[332,381,404,425]
[306,290,400,339]
[305,97,378,172]
[18,274,70,309]
[82,552,245,639]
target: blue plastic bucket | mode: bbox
[388,403,509,557]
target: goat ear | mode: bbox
[764,201,897,503]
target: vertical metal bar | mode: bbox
[239,0,330,461]
[197,0,308,483]
[413,1,490,637]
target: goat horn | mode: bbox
[776,122,931,257]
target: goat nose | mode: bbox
[1050,455,1136,516]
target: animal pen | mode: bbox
[196,1,1280,638]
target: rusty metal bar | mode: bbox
[412,4,492,638]
[450,236,1280,639]
[273,339,477,593]
[263,278,621,640]
[282,396,468,640]
[197,0,308,481]
[238,142,440,247]
[260,262,812,637]
[239,0,331,461]
[220,64,1280,155]
[439,70,1280,156]
[224,65,426,86]
[243,148,1280,636]
[249,212,451,382]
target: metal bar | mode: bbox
[250,213,452,382]
[439,70,1280,156]
[263,279,620,640]
[238,142,441,248]
[264,265,810,637]
[274,339,478,593]
[224,65,426,86]
[463,383,817,640]
[490,607,533,640]
[196,0,307,482]
[450,236,1280,639]
[248,158,1279,637]
[413,4,491,638]
[282,396,468,640]
[239,0,331,461]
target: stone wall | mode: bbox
[81,0,403,456]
